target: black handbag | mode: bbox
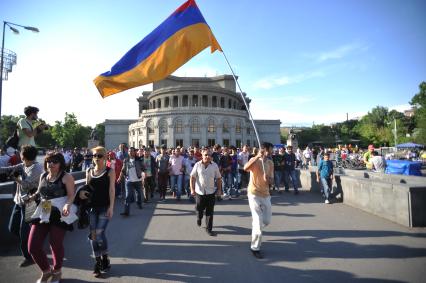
[5,128,19,149]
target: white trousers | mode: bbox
[248,193,272,251]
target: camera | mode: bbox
[10,170,20,178]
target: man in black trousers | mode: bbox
[190,149,222,236]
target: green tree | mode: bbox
[410,82,426,144]
[93,123,105,146]
[51,113,91,148]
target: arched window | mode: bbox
[157,99,161,108]
[191,118,200,133]
[165,97,170,107]
[173,96,178,107]
[223,120,229,133]
[152,100,156,109]
[147,120,154,134]
[207,119,216,133]
[228,99,232,109]
[236,120,242,134]
[220,97,225,108]
[175,119,183,133]
[233,101,237,109]
[159,120,168,133]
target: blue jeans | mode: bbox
[89,207,110,257]
[320,177,332,200]
[222,172,233,196]
[170,175,183,197]
[8,204,31,260]
[274,170,282,189]
[284,170,298,191]
[124,180,143,213]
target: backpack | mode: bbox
[5,127,19,149]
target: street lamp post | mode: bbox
[0,21,39,125]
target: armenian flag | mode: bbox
[94,0,222,98]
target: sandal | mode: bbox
[51,269,62,283]
[36,269,52,283]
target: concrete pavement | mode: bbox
[1,189,426,283]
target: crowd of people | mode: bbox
[2,105,424,281]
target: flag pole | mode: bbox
[221,51,266,172]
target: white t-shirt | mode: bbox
[18,118,35,147]
[169,155,184,175]
[371,156,386,172]
[237,151,249,170]
[127,158,142,182]
[190,161,221,195]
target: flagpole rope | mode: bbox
[221,51,265,173]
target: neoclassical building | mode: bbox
[104,75,280,149]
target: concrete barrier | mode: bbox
[0,171,86,247]
[299,166,426,227]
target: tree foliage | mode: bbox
[410,82,426,144]
[50,113,91,148]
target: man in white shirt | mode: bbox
[168,148,184,200]
[190,149,222,236]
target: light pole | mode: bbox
[387,118,397,147]
[0,21,39,122]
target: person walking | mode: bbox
[141,148,157,203]
[316,152,334,204]
[156,145,169,201]
[190,149,222,236]
[0,145,43,267]
[283,145,299,194]
[118,147,143,216]
[244,142,274,259]
[28,152,77,283]
[77,146,115,277]
[168,148,184,200]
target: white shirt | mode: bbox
[190,161,221,195]
[127,158,142,182]
[238,151,249,170]
[371,156,386,172]
[169,155,184,175]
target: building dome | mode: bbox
[128,75,257,148]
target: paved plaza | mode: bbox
[1,189,425,283]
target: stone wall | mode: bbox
[299,167,426,227]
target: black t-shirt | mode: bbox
[88,167,111,208]
[284,152,296,170]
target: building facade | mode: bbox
[104,75,280,150]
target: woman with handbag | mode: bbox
[28,152,77,283]
[77,146,115,277]
[0,145,43,267]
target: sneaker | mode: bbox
[101,254,111,272]
[19,258,34,267]
[93,257,102,277]
[251,249,264,259]
[325,199,330,204]
[206,229,216,236]
[51,269,62,283]
[197,219,201,227]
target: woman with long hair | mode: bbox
[28,152,76,283]
[78,146,115,277]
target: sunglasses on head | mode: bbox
[93,154,104,159]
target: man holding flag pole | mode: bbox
[94,0,271,259]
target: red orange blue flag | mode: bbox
[94,0,222,98]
